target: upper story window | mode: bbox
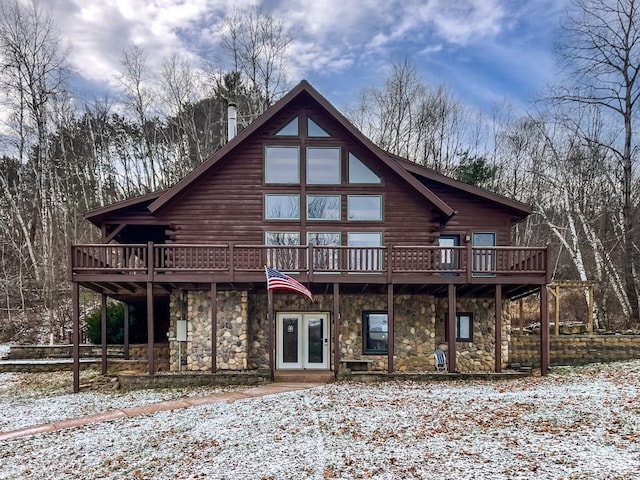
[265,146,299,184]
[307,117,331,137]
[275,117,299,136]
[265,194,300,220]
[307,194,341,220]
[307,147,341,184]
[348,152,381,184]
[348,195,382,221]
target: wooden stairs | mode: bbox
[273,370,335,383]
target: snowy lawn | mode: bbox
[1,362,640,479]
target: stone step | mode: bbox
[273,370,334,383]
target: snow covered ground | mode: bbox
[1,362,640,479]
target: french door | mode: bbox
[277,313,329,369]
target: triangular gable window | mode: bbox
[348,152,381,184]
[276,117,299,136]
[307,117,330,137]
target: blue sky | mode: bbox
[44,0,567,115]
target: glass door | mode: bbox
[277,313,329,369]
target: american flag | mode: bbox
[265,266,313,302]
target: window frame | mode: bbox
[445,312,474,342]
[347,195,383,221]
[306,194,341,221]
[362,311,389,355]
[264,194,300,220]
[306,146,341,185]
[264,145,300,184]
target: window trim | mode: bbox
[445,312,474,342]
[362,311,389,355]
[264,145,300,184]
[347,195,383,221]
[264,194,300,220]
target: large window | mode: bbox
[266,232,300,270]
[348,195,382,220]
[472,232,496,276]
[363,311,388,354]
[446,313,474,342]
[307,147,341,184]
[265,146,299,183]
[307,195,340,220]
[348,152,381,184]
[265,194,300,220]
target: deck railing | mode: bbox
[70,243,548,280]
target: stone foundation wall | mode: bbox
[168,291,248,372]
[510,334,640,367]
[434,298,511,372]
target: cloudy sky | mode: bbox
[42,0,567,114]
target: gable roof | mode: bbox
[391,155,532,223]
[147,80,455,219]
[84,189,165,226]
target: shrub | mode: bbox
[85,303,145,344]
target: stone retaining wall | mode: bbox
[509,334,640,367]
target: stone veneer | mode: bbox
[169,289,510,373]
[168,290,248,372]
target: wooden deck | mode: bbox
[70,243,550,291]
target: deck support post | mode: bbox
[333,283,340,378]
[123,303,130,360]
[211,282,217,373]
[387,283,394,373]
[447,284,457,373]
[101,293,107,375]
[540,285,550,375]
[268,288,274,381]
[72,282,80,393]
[147,282,155,375]
[495,285,502,373]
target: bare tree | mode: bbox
[553,0,640,323]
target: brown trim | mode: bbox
[72,282,80,393]
[211,282,217,373]
[387,283,394,373]
[447,284,457,373]
[104,224,127,243]
[147,282,155,375]
[495,285,502,373]
[393,155,532,218]
[333,282,340,377]
[148,81,455,219]
[101,294,107,375]
[85,190,165,224]
[540,286,550,375]
[123,302,130,360]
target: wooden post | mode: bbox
[101,293,107,375]
[147,281,155,375]
[333,283,340,378]
[554,284,560,336]
[123,303,130,360]
[211,282,217,373]
[72,282,80,393]
[540,286,550,375]
[588,286,594,334]
[519,298,524,333]
[268,288,274,381]
[447,284,457,373]
[387,283,394,373]
[495,285,502,373]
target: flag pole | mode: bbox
[266,266,275,381]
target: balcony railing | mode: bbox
[70,243,549,283]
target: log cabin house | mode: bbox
[69,80,551,391]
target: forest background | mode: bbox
[1,0,639,342]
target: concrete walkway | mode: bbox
[0,383,321,442]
